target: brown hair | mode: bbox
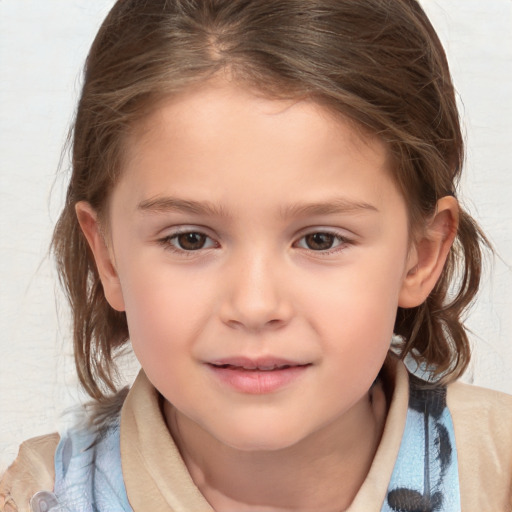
[53,0,487,400]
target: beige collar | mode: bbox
[121,357,409,511]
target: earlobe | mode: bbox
[75,201,126,312]
[398,196,459,308]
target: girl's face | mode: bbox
[99,81,416,451]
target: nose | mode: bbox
[219,250,293,332]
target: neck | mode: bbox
[165,383,387,512]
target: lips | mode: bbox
[209,356,308,370]
[212,363,293,371]
[207,357,311,394]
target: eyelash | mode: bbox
[157,229,352,256]
[293,231,351,255]
[158,229,219,255]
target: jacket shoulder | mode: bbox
[447,381,512,511]
[448,380,512,434]
[0,433,59,512]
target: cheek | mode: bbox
[316,281,399,398]
[118,261,214,365]
[305,248,407,364]
[312,250,405,321]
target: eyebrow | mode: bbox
[137,195,378,218]
[137,196,229,217]
[280,197,379,218]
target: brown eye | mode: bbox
[161,230,218,253]
[176,232,208,250]
[304,233,336,250]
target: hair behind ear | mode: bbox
[394,209,489,382]
[52,202,129,401]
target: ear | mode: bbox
[75,201,126,312]
[399,196,459,308]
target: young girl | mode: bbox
[1,0,511,510]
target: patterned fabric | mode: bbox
[39,418,132,512]
[30,376,460,511]
[384,375,461,512]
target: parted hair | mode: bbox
[53,0,487,400]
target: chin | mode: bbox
[213,422,309,453]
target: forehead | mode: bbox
[131,76,386,150]
[130,78,387,159]
[114,80,402,220]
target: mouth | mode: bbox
[208,357,310,371]
[206,357,311,394]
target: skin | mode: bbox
[77,79,458,511]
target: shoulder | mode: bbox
[447,381,512,510]
[0,433,59,512]
[0,390,129,512]
[447,379,512,440]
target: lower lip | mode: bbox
[207,364,310,394]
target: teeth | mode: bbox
[244,364,292,371]
[212,363,296,370]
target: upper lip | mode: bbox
[208,356,310,371]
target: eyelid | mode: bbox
[156,225,354,256]
[157,226,220,252]
[293,228,354,254]
[158,225,218,239]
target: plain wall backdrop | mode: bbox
[1,0,511,472]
